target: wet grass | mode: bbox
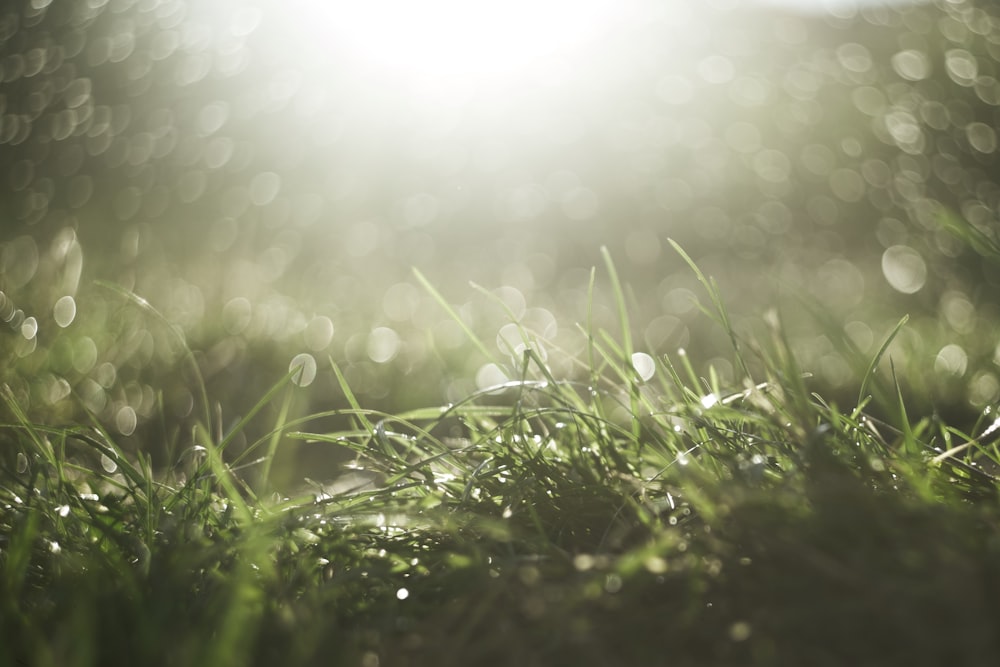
[3,250,1000,667]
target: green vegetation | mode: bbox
[5,0,1000,664]
[4,248,1000,666]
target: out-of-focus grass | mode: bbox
[5,0,1000,453]
[3,250,1000,666]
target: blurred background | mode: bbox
[2,0,999,485]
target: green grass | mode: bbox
[3,249,1000,667]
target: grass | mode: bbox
[3,248,1000,667]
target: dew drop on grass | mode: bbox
[16,452,28,474]
[631,352,656,382]
[53,295,76,327]
[396,587,409,600]
[100,452,118,474]
[289,353,317,387]
[475,362,509,390]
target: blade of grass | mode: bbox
[858,315,908,409]
[413,268,498,365]
[258,384,294,490]
[601,247,641,440]
[938,208,1000,263]
[329,358,378,450]
[668,239,752,381]
[96,281,214,441]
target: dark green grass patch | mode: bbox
[3,252,1000,666]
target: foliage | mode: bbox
[3,252,1000,666]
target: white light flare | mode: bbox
[301,0,619,102]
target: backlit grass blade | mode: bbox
[413,267,498,365]
[858,315,909,410]
[95,280,214,442]
[601,247,641,439]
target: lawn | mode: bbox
[4,246,1000,666]
[3,0,1000,665]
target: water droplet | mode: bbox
[891,49,929,81]
[496,322,523,356]
[115,406,137,436]
[966,122,997,154]
[882,245,927,294]
[475,363,509,390]
[396,587,409,600]
[934,344,968,377]
[367,327,400,364]
[53,295,76,327]
[631,352,656,382]
[289,353,317,387]
[16,452,28,474]
[101,452,118,473]
[21,317,38,340]
[47,376,71,404]
[304,316,334,351]
[945,48,977,85]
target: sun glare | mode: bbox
[305,0,619,101]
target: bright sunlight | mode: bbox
[290,0,623,103]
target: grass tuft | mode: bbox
[2,250,1000,666]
